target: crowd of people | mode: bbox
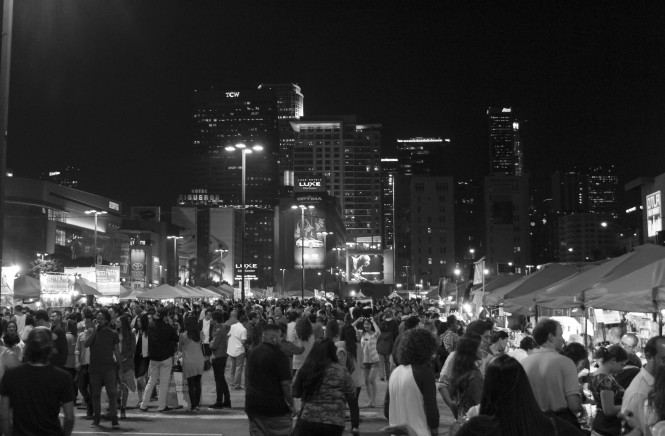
[0,297,663,436]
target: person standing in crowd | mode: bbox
[245,324,295,436]
[227,314,248,390]
[449,334,484,420]
[85,309,122,428]
[10,305,26,337]
[385,328,439,436]
[327,320,360,436]
[209,311,231,409]
[522,319,582,428]
[392,316,421,366]
[622,335,665,436]
[180,315,205,412]
[20,315,34,342]
[34,310,68,367]
[292,338,356,436]
[0,328,75,436]
[616,333,644,389]
[64,318,78,405]
[273,307,288,325]
[292,316,315,376]
[440,315,460,354]
[117,314,136,419]
[507,336,537,364]
[198,309,213,367]
[0,332,21,382]
[133,313,150,407]
[622,365,665,436]
[589,345,629,436]
[140,307,179,412]
[459,354,586,436]
[75,309,94,419]
[356,316,381,408]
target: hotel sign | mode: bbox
[235,263,258,280]
[295,176,326,193]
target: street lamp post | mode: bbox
[279,268,286,296]
[36,253,45,261]
[292,204,314,300]
[167,236,183,285]
[454,267,461,307]
[225,143,262,302]
[85,210,107,265]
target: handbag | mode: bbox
[290,402,305,436]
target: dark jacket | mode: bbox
[210,323,229,359]
[50,326,69,367]
[147,319,178,362]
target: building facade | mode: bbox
[488,107,523,176]
[396,137,449,176]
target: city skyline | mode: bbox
[5,2,665,209]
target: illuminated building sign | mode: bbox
[225,92,240,98]
[295,176,325,192]
[647,191,662,237]
[396,138,443,143]
[178,189,221,204]
[235,263,258,280]
[347,253,384,283]
[108,201,120,211]
[49,171,61,176]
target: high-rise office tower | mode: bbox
[487,107,523,176]
[588,165,619,218]
[396,137,449,176]
[290,116,382,240]
[552,165,618,218]
[258,83,304,184]
[380,157,399,250]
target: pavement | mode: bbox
[71,364,457,435]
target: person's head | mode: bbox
[532,319,564,351]
[593,345,628,374]
[248,311,258,324]
[50,310,62,327]
[479,354,551,433]
[490,330,509,353]
[261,324,282,346]
[292,338,338,401]
[363,318,374,332]
[621,333,640,354]
[108,306,117,319]
[24,328,53,364]
[185,315,201,342]
[403,315,420,331]
[66,319,78,336]
[33,310,49,326]
[341,324,358,359]
[644,336,665,375]
[325,319,340,341]
[14,305,23,315]
[211,310,223,324]
[560,341,588,370]
[119,314,132,335]
[447,314,458,330]
[155,307,170,321]
[295,316,313,341]
[465,320,491,349]
[204,309,212,320]
[5,321,17,335]
[519,336,537,354]
[287,311,299,323]
[95,310,111,328]
[398,328,437,366]
[266,316,275,325]
[3,332,20,348]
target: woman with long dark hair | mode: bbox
[292,338,355,436]
[133,313,150,405]
[116,315,136,419]
[450,334,484,419]
[327,320,360,436]
[588,345,628,436]
[179,314,205,412]
[460,354,585,435]
[292,316,315,375]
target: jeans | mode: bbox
[187,375,202,409]
[229,353,245,388]
[299,420,344,436]
[212,356,231,406]
[89,369,118,421]
[248,413,293,436]
[141,357,173,410]
[76,364,93,415]
[380,353,392,380]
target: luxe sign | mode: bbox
[294,176,326,193]
[235,263,258,280]
[647,191,662,237]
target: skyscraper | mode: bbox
[380,157,399,250]
[487,107,523,176]
[290,116,382,240]
[396,137,449,176]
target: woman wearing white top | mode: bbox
[292,317,315,375]
[355,316,381,408]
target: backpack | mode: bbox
[376,331,394,355]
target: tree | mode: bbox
[26,259,63,279]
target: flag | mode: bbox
[473,258,485,285]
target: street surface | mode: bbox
[69,366,456,435]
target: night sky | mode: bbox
[7,1,665,209]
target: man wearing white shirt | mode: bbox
[621,335,665,436]
[227,315,248,390]
[199,310,213,364]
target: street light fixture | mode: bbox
[36,253,45,261]
[279,268,286,296]
[85,210,107,265]
[292,204,314,300]
[167,236,183,285]
[225,143,262,302]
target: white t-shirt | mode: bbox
[226,322,247,357]
[522,347,580,412]
[201,319,211,344]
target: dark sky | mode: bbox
[7,1,665,208]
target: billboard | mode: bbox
[295,176,326,193]
[347,253,384,283]
[294,205,326,269]
[210,208,235,285]
[95,265,121,296]
[647,191,662,238]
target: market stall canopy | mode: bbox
[283,290,315,299]
[486,264,580,306]
[533,244,665,309]
[119,287,147,300]
[194,286,220,298]
[138,284,186,300]
[387,290,402,299]
[13,275,41,299]
[217,284,234,298]
[74,277,103,296]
